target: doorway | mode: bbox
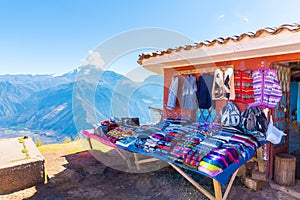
[268,61,300,178]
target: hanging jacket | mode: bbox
[166,76,179,110]
[212,68,235,100]
[249,68,282,109]
[233,69,254,103]
[181,75,198,110]
[196,73,214,109]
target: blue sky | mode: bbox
[1,0,300,75]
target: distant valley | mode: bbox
[0,65,163,143]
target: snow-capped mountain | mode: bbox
[0,65,163,143]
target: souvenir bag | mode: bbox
[219,101,240,127]
[240,107,268,133]
[266,115,286,144]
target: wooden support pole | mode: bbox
[134,153,141,171]
[222,170,238,200]
[87,137,93,149]
[257,147,265,172]
[169,163,216,200]
[213,179,222,200]
[137,158,159,164]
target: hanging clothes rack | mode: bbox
[175,65,234,76]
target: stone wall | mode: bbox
[0,160,45,194]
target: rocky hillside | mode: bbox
[0,66,163,142]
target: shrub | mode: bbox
[63,137,72,144]
[36,140,43,147]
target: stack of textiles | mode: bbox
[95,118,261,178]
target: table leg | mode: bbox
[213,179,222,200]
[87,137,93,149]
[134,153,141,170]
[169,163,216,200]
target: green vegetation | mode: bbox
[63,136,72,144]
[18,137,30,159]
[18,138,25,143]
[38,140,87,155]
[22,149,28,154]
[35,140,43,147]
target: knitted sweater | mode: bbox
[212,68,235,100]
[249,68,282,108]
[196,73,214,109]
[167,76,179,110]
[233,69,254,103]
[181,75,198,110]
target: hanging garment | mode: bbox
[196,73,214,109]
[233,69,254,103]
[181,75,198,110]
[166,76,179,110]
[212,68,235,100]
[249,68,282,108]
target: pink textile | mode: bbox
[82,130,117,148]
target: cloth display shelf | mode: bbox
[82,119,265,200]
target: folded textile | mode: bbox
[199,161,223,174]
[116,137,136,147]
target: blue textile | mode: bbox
[87,122,265,188]
[114,135,264,187]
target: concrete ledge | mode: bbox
[0,137,45,194]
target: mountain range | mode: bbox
[0,65,163,143]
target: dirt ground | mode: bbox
[1,144,299,200]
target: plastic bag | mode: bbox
[266,115,286,144]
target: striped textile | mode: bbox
[250,68,282,108]
[233,69,254,103]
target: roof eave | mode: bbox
[141,30,300,74]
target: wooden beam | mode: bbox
[213,179,222,200]
[169,163,216,200]
[222,170,238,200]
[136,158,159,164]
[133,153,141,171]
[87,137,93,149]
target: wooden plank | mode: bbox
[244,176,265,190]
[252,169,267,181]
[169,163,216,200]
[236,165,246,179]
[222,170,238,200]
[256,147,265,172]
[137,158,159,164]
[213,179,222,200]
[87,137,93,149]
[133,153,141,171]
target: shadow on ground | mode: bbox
[23,149,300,200]
[25,150,214,200]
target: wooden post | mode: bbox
[257,147,265,172]
[87,137,93,149]
[169,163,216,200]
[274,153,296,186]
[134,153,141,171]
[222,170,238,200]
[213,179,222,200]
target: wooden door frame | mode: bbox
[268,62,291,178]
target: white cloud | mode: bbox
[236,14,249,23]
[81,51,105,69]
[219,14,225,19]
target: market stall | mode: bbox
[83,23,300,200]
[83,115,265,200]
[138,23,300,179]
